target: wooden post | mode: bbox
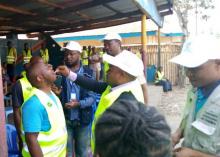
[0,60,7,157]
[141,15,147,51]
[141,15,149,104]
[141,15,147,75]
[157,27,161,68]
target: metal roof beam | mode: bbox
[33,0,65,9]
[0,3,37,15]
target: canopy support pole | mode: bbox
[157,27,161,68]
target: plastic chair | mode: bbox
[6,124,20,157]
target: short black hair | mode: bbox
[95,99,172,157]
[26,62,43,88]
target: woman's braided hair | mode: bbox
[95,99,172,157]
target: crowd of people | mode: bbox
[3,33,220,157]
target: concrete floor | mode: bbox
[148,85,182,132]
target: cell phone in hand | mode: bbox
[54,75,62,88]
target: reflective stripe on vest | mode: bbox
[19,76,32,102]
[22,88,67,157]
[40,48,49,63]
[6,48,16,64]
[91,80,144,152]
[23,49,32,64]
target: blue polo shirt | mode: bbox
[195,80,220,117]
[22,93,57,132]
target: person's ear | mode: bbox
[36,75,43,82]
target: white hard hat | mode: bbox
[61,41,82,53]
[103,33,122,41]
[170,34,220,68]
[103,50,143,77]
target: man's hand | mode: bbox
[172,128,183,148]
[65,99,79,109]
[89,54,102,63]
[174,147,215,157]
[55,65,70,76]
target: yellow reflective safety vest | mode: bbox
[19,75,32,102]
[155,71,165,83]
[40,48,49,63]
[23,49,32,64]
[21,88,67,157]
[6,47,17,64]
[19,75,33,144]
[81,49,89,66]
[91,80,144,152]
[103,61,109,81]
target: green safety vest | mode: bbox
[181,85,220,155]
[6,48,16,64]
[23,49,32,64]
[91,80,144,152]
[21,88,67,157]
[40,48,49,63]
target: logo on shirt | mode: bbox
[26,87,32,91]
[47,102,52,107]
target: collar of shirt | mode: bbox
[199,80,220,98]
[111,79,139,92]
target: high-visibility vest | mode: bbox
[91,80,144,152]
[103,61,109,81]
[18,75,33,146]
[19,75,33,145]
[6,48,16,64]
[155,71,165,83]
[23,49,32,64]
[81,50,89,66]
[21,88,67,157]
[19,76,32,102]
[182,85,220,154]
[40,48,49,63]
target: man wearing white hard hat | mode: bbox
[101,33,148,104]
[56,50,145,153]
[171,35,220,157]
[60,41,96,157]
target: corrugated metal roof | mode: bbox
[0,0,172,36]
